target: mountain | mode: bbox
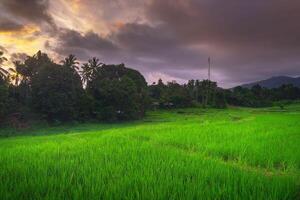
[240,76,300,89]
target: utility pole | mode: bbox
[205,57,211,108]
[208,57,211,81]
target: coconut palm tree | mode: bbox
[80,57,103,86]
[0,51,7,63]
[0,51,8,80]
[61,54,79,71]
[88,57,103,76]
[9,61,22,85]
[80,63,91,86]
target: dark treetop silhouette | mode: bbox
[0,51,299,125]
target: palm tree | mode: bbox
[88,57,103,76]
[61,54,81,95]
[0,51,8,80]
[61,54,79,71]
[9,61,22,85]
[0,51,7,63]
[80,63,91,86]
[80,57,103,86]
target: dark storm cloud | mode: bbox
[54,23,209,80]
[0,0,56,31]
[146,0,300,48]
[1,0,52,23]
[112,23,209,70]
[141,0,300,86]
[58,29,118,52]
[113,23,178,53]
[53,29,120,61]
[39,0,300,87]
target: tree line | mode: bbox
[0,51,299,126]
[149,79,300,109]
[0,51,148,124]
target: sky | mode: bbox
[0,0,300,88]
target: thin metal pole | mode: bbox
[208,57,211,81]
[206,57,211,107]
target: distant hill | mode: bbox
[240,76,300,89]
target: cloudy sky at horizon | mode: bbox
[1,0,300,88]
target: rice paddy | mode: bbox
[0,104,299,199]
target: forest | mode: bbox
[0,51,300,126]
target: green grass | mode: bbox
[0,105,299,199]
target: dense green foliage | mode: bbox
[149,78,300,109]
[226,84,300,107]
[149,79,193,108]
[87,64,148,121]
[0,105,299,199]
[0,51,149,123]
[149,79,226,108]
[0,79,8,121]
[31,63,84,121]
[0,50,300,125]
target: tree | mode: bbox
[31,61,84,122]
[9,61,22,86]
[80,57,103,87]
[149,79,165,101]
[213,89,227,108]
[277,84,300,100]
[0,51,8,80]
[198,80,217,107]
[94,77,140,120]
[80,63,90,86]
[7,62,22,110]
[149,79,193,108]
[0,78,8,122]
[61,54,79,71]
[22,51,52,80]
[249,85,272,107]
[165,81,192,108]
[0,51,7,64]
[187,79,197,102]
[88,63,148,121]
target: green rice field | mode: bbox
[0,105,299,199]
